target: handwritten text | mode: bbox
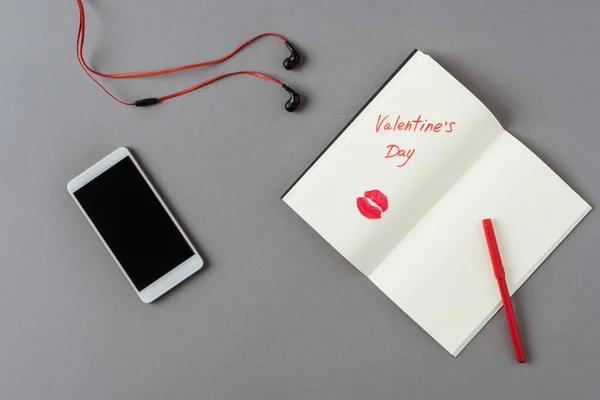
[376,114,455,134]
[385,145,415,167]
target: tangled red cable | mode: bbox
[75,0,301,108]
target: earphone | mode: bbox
[283,42,301,70]
[75,0,302,112]
[282,85,301,112]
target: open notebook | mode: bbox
[282,49,591,356]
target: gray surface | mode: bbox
[1,1,599,399]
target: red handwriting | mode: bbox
[376,114,455,134]
[385,145,415,167]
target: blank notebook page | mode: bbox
[370,132,591,355]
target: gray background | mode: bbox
[1,1,599,399]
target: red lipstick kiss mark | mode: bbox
[356,189,388,219]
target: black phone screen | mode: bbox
[74,157,194,290]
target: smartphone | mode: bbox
[67,147,203,303]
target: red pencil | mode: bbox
[482,219,527,363]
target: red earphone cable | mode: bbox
[76,2,134,106]
[75,0,284,105]
[157,71,281,101]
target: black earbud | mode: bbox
[282,84,300,112]
[283,42,301,70]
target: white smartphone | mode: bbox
[67,147,203,303]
